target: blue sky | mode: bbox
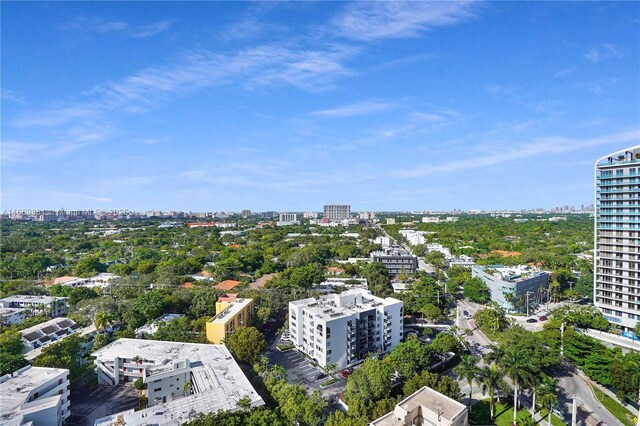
[2,1,639,212]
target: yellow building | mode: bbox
[206,294,254,344]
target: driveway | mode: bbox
[67,379,139,426]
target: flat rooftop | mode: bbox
[371,386,466,426]
[0,366,68,424]
[291,289,400,320]
[475,265,547,282]
[0,295,66,305]
[0,307,27,315]
[92,339,263,424]
[209,297,252,324]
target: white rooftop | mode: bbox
[0,295,66,305]
[208,297,252,324]
[92,339,264,425]
[291,289,401,320]
[476,264,548,282]
[0,366,68,425]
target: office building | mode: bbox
[371,248,418,276]
[370,386,468,426]
[289,289,403,370]
[92,339,264,425]
[595,146,640,331]
[0,365,70,426]
[324,204,351,221]
[472,265,549,312]
[0,295,67,318]
[206,294,254,344]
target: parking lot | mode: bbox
[268,345,325,387]
[66,378,138,426]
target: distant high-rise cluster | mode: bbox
[595,146,640,332]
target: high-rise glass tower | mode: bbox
[595,146,640,331]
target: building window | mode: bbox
[58,378,63,385]
[154,387,162,392]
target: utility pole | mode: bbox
[571,396,577,426]
[561,322,565,357]
[526,291,532,317]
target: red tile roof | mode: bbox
[214,280,242,291]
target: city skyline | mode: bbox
[2,2,639,211]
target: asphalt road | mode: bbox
[457,300,623,426]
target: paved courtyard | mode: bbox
[67,379,139,426]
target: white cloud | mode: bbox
[48,191,113,203]
[1,141,47,163]
[396,129,640,177]
[1,89,26,104]
[332,1,477,41]
[310,101,397,117]
[62,16,171,38]
[584,43,624,62]
[15,107,97,128]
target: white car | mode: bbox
[281,332,291,341]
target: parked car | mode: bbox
[463,310,472,320]
[526,318,538,323]
[340,370,351,378]
[315,373,327,380]
[538,315,548,321]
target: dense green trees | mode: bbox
[33,335,85,379]
[463,277,490,303]
[0,329,28,375]
[226,327,267,364]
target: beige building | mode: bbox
[206,294,254,343]
[370,386,468,426]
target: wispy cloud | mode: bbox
[331,1,477,41]
[1,141,47,163]
[48,191,113,203]
[15,107,97,128]
[587,77,621,95]
[310,100,398,117]
[396,129,640,178]
[584,43,624,62]
[553,67,576,78]
[62,16,171,38]
[1,89,26,104]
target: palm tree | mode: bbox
[95,311,113,331]
[183,381,192,396]
[454,355,479,413]
[525,372,544,415]
[479,364,507,419]
[517,414,537,426]
[538,377,558,426]
[499,346,533,424]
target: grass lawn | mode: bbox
[591,385,635,426]
[319,377,339,388]
[470,400,566,426]
[276,343,295,351]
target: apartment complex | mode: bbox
[324,204,351,221]
[289,289,403,370]
[0,366,70,426]
[277,212,299,226]
[371,248,419,276]
[370,386,468,426]
[20,317,80,353]
[0,295,67,318]
[595,146,640,331]
[206,294,254,343]
[92,339,264,425]
[472,265,549,312]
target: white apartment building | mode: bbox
[303,211,318,219]
[20,317,81,353]
[447,255,476,268]
[135,313,185,337]
[370,386,468,426]
[0,295,68,318]
[373,236,391,248]
[0,307,28,325]
[93,339,264,425]
[277,212,299,226]
[0,365,70,426]
[289,289,403,370]
[445,216,459,223]
[422,216,440,223]
[324,204,351,221]
[595,146,640,331]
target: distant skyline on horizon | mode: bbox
[2,2,639,211]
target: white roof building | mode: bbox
[0,366,70,426]
[20,317,80,353]
[92,339,264,426]
[135,313,185,337]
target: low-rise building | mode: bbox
[399,229,427,246]
[391,282,410,294]
[206,294,254,344]
[386,218,396,225]
[472,265,550,312]
[135,313,185,338]
[371,248,418,276]
[370,386,468,426]
[422,216,440,224]
[20,317,81,353]
[92,339,264,425]
[445,216,459,223]
[0,365,70,426]
[289,289,403,370]
[0,307,28,325]
[0,295,68,318]
[313,277,368,293]
[447,255,476,268]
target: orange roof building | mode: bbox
[214,280,242,291]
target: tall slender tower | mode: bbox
[594,146,640,332]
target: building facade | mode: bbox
[324,204,351,221]
[277,213,299,226]
[472,265,549,312]
[0,295,67,318]
[206,294,254,343]
[92,339,264,424]
[289,289,403,370]
[0,365,70,426]
[371,248,418,276]
[370,386,468,426]
[595,146,640,331]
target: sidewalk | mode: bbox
[578,368,639,419]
